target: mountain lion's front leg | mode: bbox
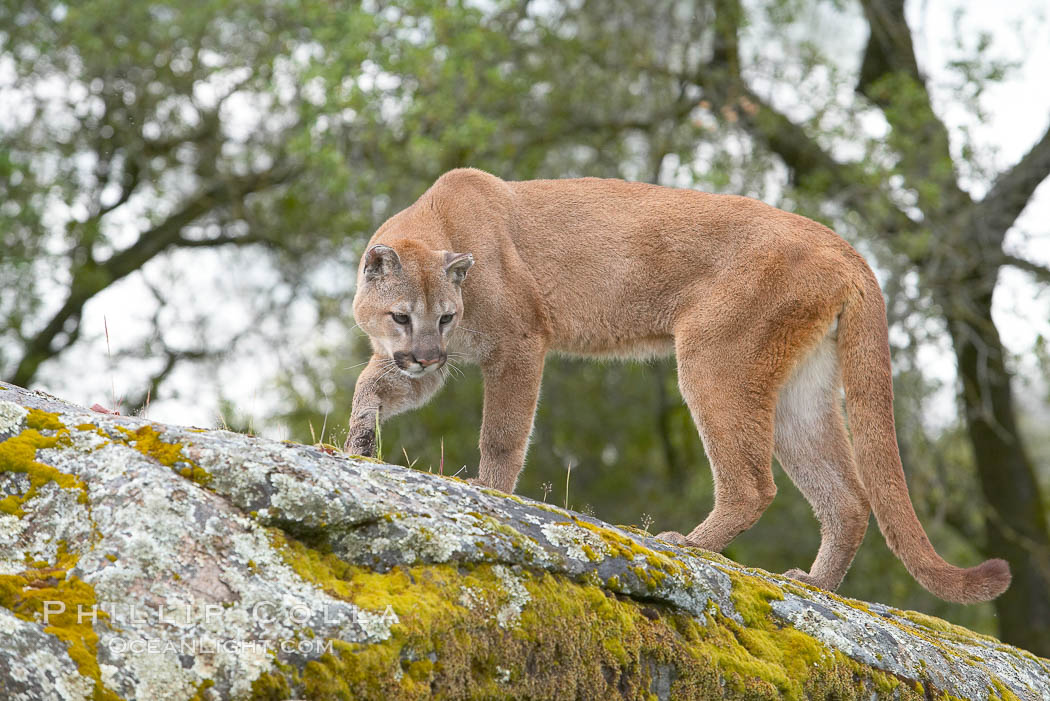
[344,354,445,456]
[475,344,546,493]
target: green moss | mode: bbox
[989,678,1022,701]
[116,425,212,486]
[614,524,651,538]
[252,525,925,700]
[26,408,65,431]
[0,543,119,700]
[822,589,873,616]
[116,425,180,465]
[725,570,786,624]
[566,519,692,595]
[476,487,531,504]
[575,520,686,580]
[531,502,572,516]
[473,514,539,555]
[713,570,831,698]
[0,494,22,515]
[188,678,216,701]
[345,453,384,464]
[0,420,87,517]
[7,418,211,497]
[894,608,1000,645]
[688,548,739,567]
[250,660,295,700]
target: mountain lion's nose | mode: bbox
[415,354,442,367]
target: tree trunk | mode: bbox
[946,288,1050,655]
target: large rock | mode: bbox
[0,381,1047,701]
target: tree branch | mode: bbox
[122,346,209,416]
[95,158,141,220]
[102,166,297,281]
[857,0,920,93]
[856,0,972,218]
[9,165,298,387]
[172,233,278,249]
[1002,253,1050,285]
[700,1,918,244]
[975,123,1050,240]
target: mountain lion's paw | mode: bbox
[783,568,822,588]
[343,428,376,458]
[655,531,688,546]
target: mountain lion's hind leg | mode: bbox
[773,335,869,591]
[656,330,778,552]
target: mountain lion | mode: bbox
[344,168,1010,603]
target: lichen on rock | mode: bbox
[0,384,1048,700]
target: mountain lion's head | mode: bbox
[353,240,473,377]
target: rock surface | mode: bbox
[0,381,1047,701]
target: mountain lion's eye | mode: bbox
[439,314,454,325]
[391,313,410,325]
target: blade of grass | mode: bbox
[319,389,329,444]
[564,461,572,511]
[374,412,383,462]
[104,316,117,411]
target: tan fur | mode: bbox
[345,168,1011,603]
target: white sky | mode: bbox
[24,1,1050,437]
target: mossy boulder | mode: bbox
[1,381,1047,700]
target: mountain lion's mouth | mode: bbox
[394,357,445,378]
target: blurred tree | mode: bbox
[3,0,1049,652]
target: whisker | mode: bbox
[368,363,400,389]
[348,365,394,375]
[369,373,395,390]
[346,358,379,370]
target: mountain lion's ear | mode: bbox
[444,252,474,284]
[362,244,401,280]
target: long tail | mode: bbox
[837,274,1010,603]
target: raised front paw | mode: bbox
[655,531,688,547]
[343,424,376,458]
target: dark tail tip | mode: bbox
[975,558,1012,600]
[932,558,1012,604]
